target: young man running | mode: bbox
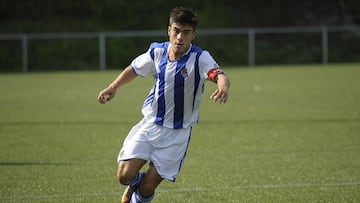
[97,6,230,203]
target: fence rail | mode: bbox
[0,25,359,72]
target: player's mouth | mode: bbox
[175,43,183,47]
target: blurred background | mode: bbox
[0,0,359,72]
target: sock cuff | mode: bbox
[134,189,154,203]
[129,172,144,187]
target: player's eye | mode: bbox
[172,27,192,36]
[173,28,181,34]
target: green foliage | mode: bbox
[1,31,359,71]
[255,33,323,65]
[0,0,359,71]
[106,36,168,69]
[0,64,359,202]
[1,0,359,33]
[28,38,99,71]
[329,32,360,62]
[0,40,22,71]
[196,35,249,66]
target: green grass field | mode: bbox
[0,64,359,202]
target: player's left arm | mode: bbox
[208,68,230,104]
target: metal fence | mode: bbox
[0,25,359,72]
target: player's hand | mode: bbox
[210,88,229,104]
[97,86,116,104]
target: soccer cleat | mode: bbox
[121,173,145,203]
[121,185,136,203]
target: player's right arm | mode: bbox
[97,66,137,104]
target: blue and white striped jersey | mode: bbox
[130,42,219,129]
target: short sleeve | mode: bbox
[130,49,156,77]
[198,50,220,78]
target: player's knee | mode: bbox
[116,164,136,185]
[117,159,146,185]
[117,170,133,185]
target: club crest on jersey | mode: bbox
[181,68,188,78]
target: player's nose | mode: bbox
[176,32,183,40]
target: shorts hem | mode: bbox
[117,155,149,163]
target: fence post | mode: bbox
[22,34,28,72]
[248,29,255,67]
[322,26,328,64]
[99,33,106,70]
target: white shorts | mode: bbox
[117,118,192,182]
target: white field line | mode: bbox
[1,182,359,200]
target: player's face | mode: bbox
[168,23,196,56]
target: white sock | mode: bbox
[130,189,154,203]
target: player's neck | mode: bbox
[168,52,183,61]
[168,44,191,61]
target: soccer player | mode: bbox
[97,6,230,203]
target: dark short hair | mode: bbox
[169,6,199,30]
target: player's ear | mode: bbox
[168,25,171,36]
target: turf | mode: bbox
[0,64,359,202]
